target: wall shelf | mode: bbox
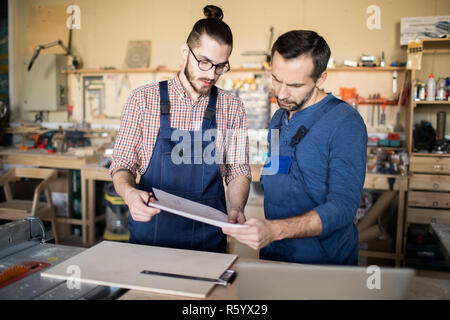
[327,66,406,72]
[365,173,404,179]
[421,38,450,54]
[400,38,450,47]
[415,100,450,105]
[63,68,268,75]
[411,153,450,158]
[367,146,407,151]
[63,68,178,74]
[63,66,406,75]
[421,38,450,43]
[423,49,450,54]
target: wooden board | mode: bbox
[41,241,237,298]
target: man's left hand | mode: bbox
[222,218,277,250]
[228,207,246,224]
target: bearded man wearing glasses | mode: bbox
[110,5,251,253]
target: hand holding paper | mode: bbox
[147,188,248,229]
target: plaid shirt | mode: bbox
[110,74,251,185]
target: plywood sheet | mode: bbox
[41,241,237,298]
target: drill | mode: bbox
[39,131,56,153]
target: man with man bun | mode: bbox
[110,5,251,253]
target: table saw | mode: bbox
[0,218,126,299]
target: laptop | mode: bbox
[237,261,415,300]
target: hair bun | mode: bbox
[203,5,224,20]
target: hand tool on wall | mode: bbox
[371,94,375,127]
[394,111,404,132]
[377,93,381,126]
[393,70,398,94]
[355,94,399,128]
[393,71,409,132]
[116,74,131,102]
[400,71,411,107]
[380,97,386,125]
[354,94,359,112]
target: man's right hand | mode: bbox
[124,188,161,222]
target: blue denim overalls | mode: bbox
[128,81,227,253]
[260,96,358,265]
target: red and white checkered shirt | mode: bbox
[109,74,251,185]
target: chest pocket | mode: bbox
[263,155,293,175]
[159,134,205,194]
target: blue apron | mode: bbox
[260,96,358,265]
[128,80,227,253]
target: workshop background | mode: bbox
[1,0,450,282]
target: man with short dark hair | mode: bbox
[223,30,367,265]
[110,5,251,253]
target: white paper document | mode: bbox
[148,188,248,229]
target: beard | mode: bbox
[183,59,216,96]
[277,85,316,113]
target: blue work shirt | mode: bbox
[260,94,367,264]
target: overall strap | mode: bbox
[290,95,338,147]
[159,81,171,130]
[202,86,218,131]
[270,108,285,130]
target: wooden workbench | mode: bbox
[0,148,98,169]
[81,164,113,247]
[80,164,141,246]
[0,147,99,246]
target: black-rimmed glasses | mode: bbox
[188,45,230,75]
